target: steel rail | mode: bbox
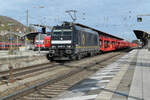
[0,53,121,100]
[0,62,57,81]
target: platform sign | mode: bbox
[137,17,142,22]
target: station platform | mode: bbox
[0,50,49,72]
[0,50,49,59]
[54,49,150,100]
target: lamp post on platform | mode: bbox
[33,6,44,54]
[7,23,14,83]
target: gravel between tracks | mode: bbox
[0,51,128,100]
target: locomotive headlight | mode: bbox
[52,45,56,48]
[67,45,71,48]
[58,45,65,48]
[66,50,72,54]
[50,50,55,54]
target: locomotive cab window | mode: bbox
[63,31,71,36]
[62,31,72,40]
[53,32,61,36]
[52,30,72,40]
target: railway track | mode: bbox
[0,51,126,100]
[0,62,59,83]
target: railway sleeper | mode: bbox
[48,86,68,90]
[3,53,121,100]
[40,91,60,95]
[53,83,72,86]
[36,91,60,96]
[22,96,50,100]
[26,94,45,98]
[51,83,71,87]
[41,88,63,92]
[27,93,53,97]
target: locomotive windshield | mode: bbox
[52,30,72,40]
[53,31,61,36]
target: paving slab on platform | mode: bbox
[53,50,138,100]
[128,49,150,100]
[97,49,150,100]
[0,50,49,72]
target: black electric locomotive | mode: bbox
[47,22,100,61]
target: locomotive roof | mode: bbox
[74,23,123,40]
[25,32,40,40]
[54,22,123,40]
[74,25,98,35]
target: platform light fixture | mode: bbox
[137,17,142,22]
[33,6,44,54]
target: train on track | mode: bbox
[0,42,23,50]
[34,32,50,51]
[47,22,137,61]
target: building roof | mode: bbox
[133,30,150,46]
[25,32,40,40]
[133,30,150,39]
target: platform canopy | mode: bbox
[25,32,40,40]
[133,30,150,46]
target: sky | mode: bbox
[1,0,150,41]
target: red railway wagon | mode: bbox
[75,22,137,52]
[44,35,50,49]
[0,42,23,50]
[34,34,45,50]
[99,35,116,52]
[34,32,51,50]
[76,23,137,53]
[98,35,137,52]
